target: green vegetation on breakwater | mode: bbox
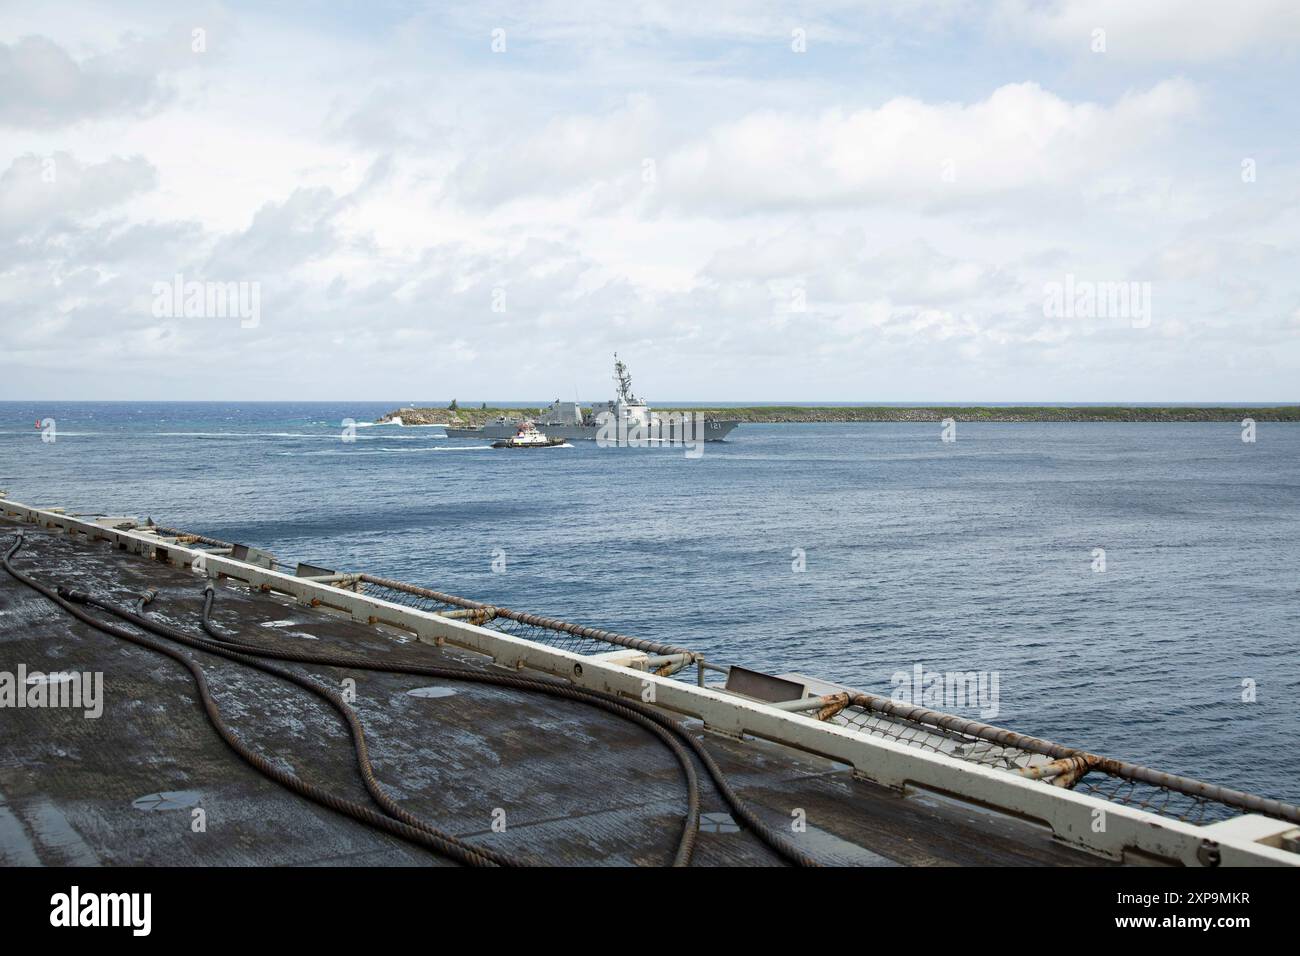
[379,405,1300,425]
[656,405,1300,422]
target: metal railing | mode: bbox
[124,516,1300,828]
[5,495,1298,864]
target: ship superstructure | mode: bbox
[444,355,739,442]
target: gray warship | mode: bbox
[444,355,740,442]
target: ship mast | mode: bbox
[613,353,636,403]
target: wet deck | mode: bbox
[0,517,1109,866]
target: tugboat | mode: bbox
[491,421,567,449]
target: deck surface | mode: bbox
[0,517,1110,866]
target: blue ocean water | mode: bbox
[2,401,1297,804]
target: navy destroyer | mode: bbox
[444,355,740,442]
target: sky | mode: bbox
[1,0,1299,402]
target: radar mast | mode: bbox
[613,353,637,403]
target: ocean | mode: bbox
[2,401,1297,804]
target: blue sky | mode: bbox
[2,1,1298,400]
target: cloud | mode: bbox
[653,80,1199,212]
[0,35,171,127]
[327,84,457,151]
[205,187,345,276]
[999,0,1300,61]
[703,226,1012,306]
[427,0,888,47]
[1,4,1297,400]
[0,152,158,240]
[440,81,1198,214]
[449,95,663,205]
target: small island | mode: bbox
[378,404,1300,425]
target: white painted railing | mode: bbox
[3,494,1295,867]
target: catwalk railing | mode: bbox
[4,495,1296,865]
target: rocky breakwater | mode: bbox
[376,406,541,427]
[377,404,1300,425]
